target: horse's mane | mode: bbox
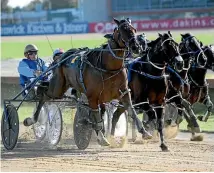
[60,48,80,60]
[57,42,109,68]
[147,36,161,49]
[86,43,109,66]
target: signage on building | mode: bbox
[89,17,214,33]
[1,22,89,36]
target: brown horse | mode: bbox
[23,18,152,146]
[110,32,184,151]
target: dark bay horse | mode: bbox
[165,33,208,134]
[188,44,214,123]
[110,32,184,151]
[23,18,152,146]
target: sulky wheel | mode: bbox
[46,104,63,146]
[1,104,19,150]
[32,104,48,141]
[73,106,92,150]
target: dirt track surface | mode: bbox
[1,131,214,172]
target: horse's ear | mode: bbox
[127,18,131,24]
[200,41,203,47]
[113,18,120,25]
[158,33,162,37]
[114,27,118,32]
[168,31,172,37]
[104,34,113,40]
[180,34,184,37]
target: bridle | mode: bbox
[147,36,182,71]
[180,35,207,68]
[108,21,138,60]
[113,21,137,49]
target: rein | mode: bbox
[146,48,166,70]
[107,42,129,60]
[130,67,168,80]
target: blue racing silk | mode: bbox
[17,58,48,87]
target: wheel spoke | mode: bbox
[49,107,59,125]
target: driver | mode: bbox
[17,44,48,97]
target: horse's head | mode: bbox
[151,31,184,72]
[113,18,140,54]
[180,33,207,68]
[203,45,214,71]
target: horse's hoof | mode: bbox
[23,118,33,126]
[170,122,178,127]
[160,144,169,152]
[197,115,204,122]
[132,138,137,142]
[176,116,183,124]
[142,131,153,140]
[108,136,127,148]
[190,135,204,141]
[97,138,110,146]
[165,119,172,126]
[97,131,110,146]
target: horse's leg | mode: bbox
[111,107,125,136]
[23,99,46,126]
[141,103,157,129]
[180,98,201,133]
[87,100,110,146]
[198,95,213,122]
[176,109,184,124]
[120,89,152,139]
[23,67,67,126]
[171,92,200,133]
[181,110,198,140]
[156,106,169,151]
[91,109,110,146]
[23,82,50,126]
[99,104,107,135]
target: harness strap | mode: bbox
[119,89,131,100]
[196,88,203,102]
[130,68,168,80]
[147,48,166,70]
[108,42,127,60]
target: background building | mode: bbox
[1,0,214,24]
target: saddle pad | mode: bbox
[68,50,88,68]
[127,57,141,82]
